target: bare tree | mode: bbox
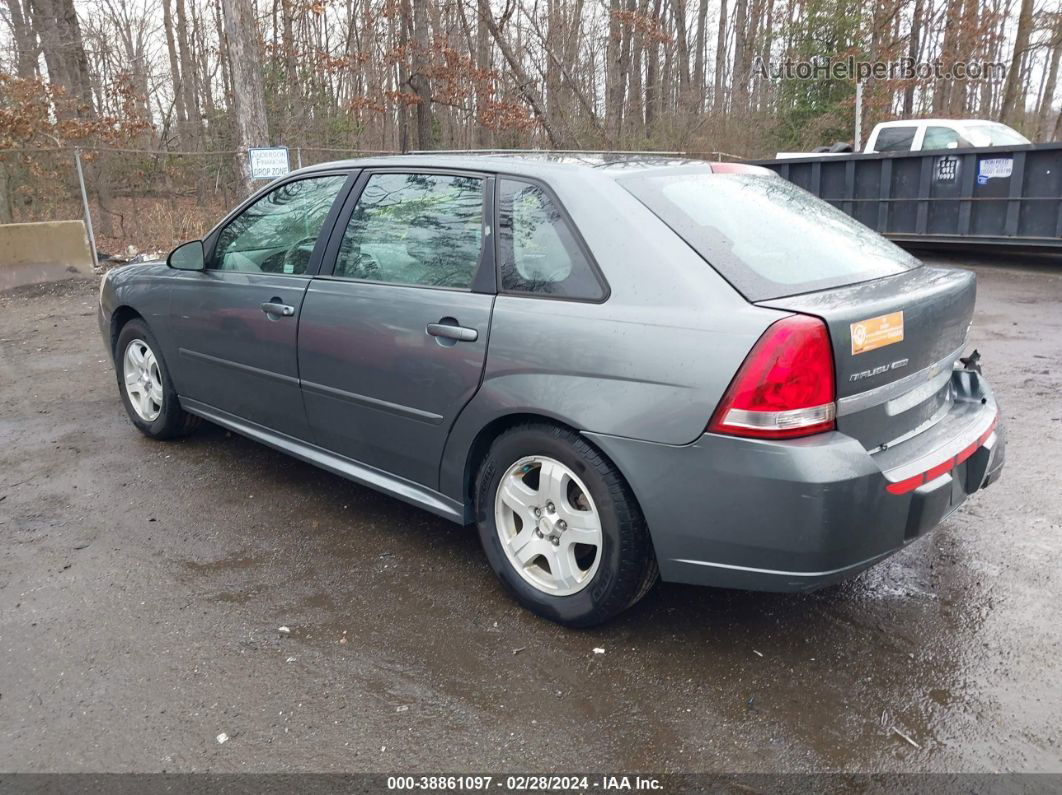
[1035,11,1061,139]
[221,0,270,194]
[409,0,434,149]
[999,0,1034,124]
[4,0,38,77]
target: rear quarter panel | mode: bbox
[439,170,783,501]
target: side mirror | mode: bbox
[946,141,959,149]
[167,240,205,271]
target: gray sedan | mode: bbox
[98,154,1005,626]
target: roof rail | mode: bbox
[406,148,686,156]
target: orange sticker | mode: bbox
[851,311,904,355]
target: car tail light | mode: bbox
[708,314,836,439]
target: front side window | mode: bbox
[213,175,347,274]
[335,173,485,289]
[497,179,604,300]
[922,126,962,150]
[874,127,917,152]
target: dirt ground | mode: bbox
[0,257,1060,774]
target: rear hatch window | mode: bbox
[620,172,920,301]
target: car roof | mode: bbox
[875,118,1000,128]
[289,152,766,181]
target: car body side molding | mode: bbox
[178,347,301,386]
[300,379,446,424]
[180,397,468,522]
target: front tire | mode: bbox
[475,423,657,627]
[115,319,199,440]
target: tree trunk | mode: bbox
[162,0,188,143]
[952,0,980,114]
[475,0,492,147]
[5,0,39,78]
[409,0,434,149]
[56,0,94,116]
[27,0,73,107]
[731,0,749,113]
[545,0,563,142]
[606,0,623,142]
[902,0,923,115]
[28,0,115,237]
[615,0,636,142]
[1036,16,1061,140]
[713,0,728,112]
[221,0,271,196]
[280,0,299,132]
[175,0,201,147]
[999,0,1033,124]
[933,0,964,113]
[673,0,691,113]
[693,0,708,112]
[644,0,663,132]
[628,0,646,141]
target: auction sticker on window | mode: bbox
[851,311,904,355]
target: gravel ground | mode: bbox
[0,258,1059,773]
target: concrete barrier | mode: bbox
[0,220,95,290]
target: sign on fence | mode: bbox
[248,147,291,180]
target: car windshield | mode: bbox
[963,123,1030,146]
[620,172,919,301]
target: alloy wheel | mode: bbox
[122,338,163,422]
[494,456,603,596]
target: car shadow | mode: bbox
[177,420,941,646]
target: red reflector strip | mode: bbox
[885,412,998,495]
[886,473,924,495]
[925,459,954,482]
[956,440,980,464]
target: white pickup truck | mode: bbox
[776,119,1030,159]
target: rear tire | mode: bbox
[475,423,657,627]
[115,319,200,440]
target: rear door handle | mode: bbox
[426,322,478,342]
[260,301,295,318]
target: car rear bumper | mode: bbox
[584,368,1004,592]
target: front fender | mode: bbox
[98,261,175,362]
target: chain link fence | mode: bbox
[0,147,397,267]
[0,146,741,268]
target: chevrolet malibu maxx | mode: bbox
[98,155,1005,626]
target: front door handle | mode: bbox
[426,322,478,342]
[260,300,295,318]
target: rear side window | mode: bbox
[621,173,918,301]
[874,127,917,152]
[964,122,1030,146]
[497,178,604,301]
[922,126,962,150]
[335,172,485,289]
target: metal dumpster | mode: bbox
[751,143,1062,252]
